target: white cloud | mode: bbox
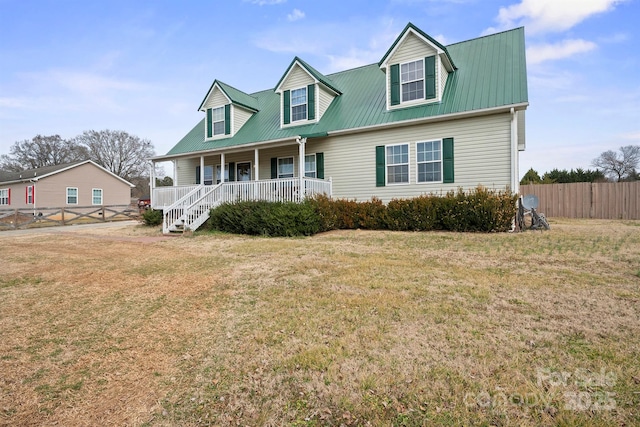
[527,39,597,64]
[484,0,626,35]
[621,132,640,141]
[287,8,305,22]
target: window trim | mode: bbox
[304,153,316,178]
[385,143,410,185]
[290,87,307,122]
[211,106,225,136]
[0,188,9,206]
[92,188,103,205]
[277,156,295,178]
[416,140,443,184]
[66,187,78,205]
[400,58,425,104]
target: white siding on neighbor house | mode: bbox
[202,86,230,110]
[310,113,513,202]
[318,86,335,119]
[234,106,253,135]
[281,64,315,91]
[517,110,526,150]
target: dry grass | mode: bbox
[1,219,639,426]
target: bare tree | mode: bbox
[0,135,88,172]
[74,130,155,182]
[591,145,640,182]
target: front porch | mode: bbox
[153,177,331,234]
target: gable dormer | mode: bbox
[198,80,259,140]
[379,23,456,110]
[274,57,341,128]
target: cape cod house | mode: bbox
[151,23,528,233]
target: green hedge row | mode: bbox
[208,187,517,236]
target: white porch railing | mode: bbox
[155,177,331,234]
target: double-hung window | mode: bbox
[291,88,307,122]
[26,185,34,204]
[212,106,225,136]
[0,189,9,205]
[386,144,409,184]
[216,164,229,184]
[203,165,214,185]
[417,140,442,182]
[401,60,424,102]
[278,157,294,178]
[92,188,103,205]
[304,154,316,178]
[67,187,78,205]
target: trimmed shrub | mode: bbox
[141,209,163,226]
[209,200,320,237]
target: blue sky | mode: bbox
[1,0,638,178]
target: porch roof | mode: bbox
[162,27,527,159]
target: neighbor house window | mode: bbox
[386,144,409,184]
[417,140,442,182]
[212,106,225,136]
[304,154,316,178]
[401,59,424,102]
[291,88,307,122]
[0,189,9,205]
[92,188,103,205]
[26,185,34,204]
[278,157,294,178]
[66,187,78,205]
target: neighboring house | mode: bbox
[0,160,135,210]
[151,23,528,233]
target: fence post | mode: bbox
[61,208,65,225]
[14,209,18,229]
[102,206,105,221]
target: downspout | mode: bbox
[297,137,306,201]
[510,107,519,194]
[30,179,37,216]
[150,162,155,208]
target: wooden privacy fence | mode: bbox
[520,182,640,219]
[0,205,139,230]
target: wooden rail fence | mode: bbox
[520,182,640,219]
[0,205,139,230]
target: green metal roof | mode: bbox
[166,27,527,157]
[198,80,259,112]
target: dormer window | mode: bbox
[291,88,307,122]
[211,107,225,135]
[401,60,424,102]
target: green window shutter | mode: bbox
[224,104,231,135]
[316,152,324,179]
[307,84,315,120]
[425,56,436,100]
[271,157,277,179]
[283,90,291,125]
[443,137,454,183]
[228,162,235,182]
[375,146,385,187]
[390,64,400,106]
[206,108,213,138]
[195,166,201,185]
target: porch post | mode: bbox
[298,137,306,201]
[200,156,205,185]
[173,160,178,186]
[150,162,155,207]
[254,148,259,181]
[220,153,226,183]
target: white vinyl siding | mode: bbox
[281,64,315,91]
[318,86,335,119]
[234,106,253,135]
[439,59,449,96]
[315,113,512,202]
[202,87,230,110]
